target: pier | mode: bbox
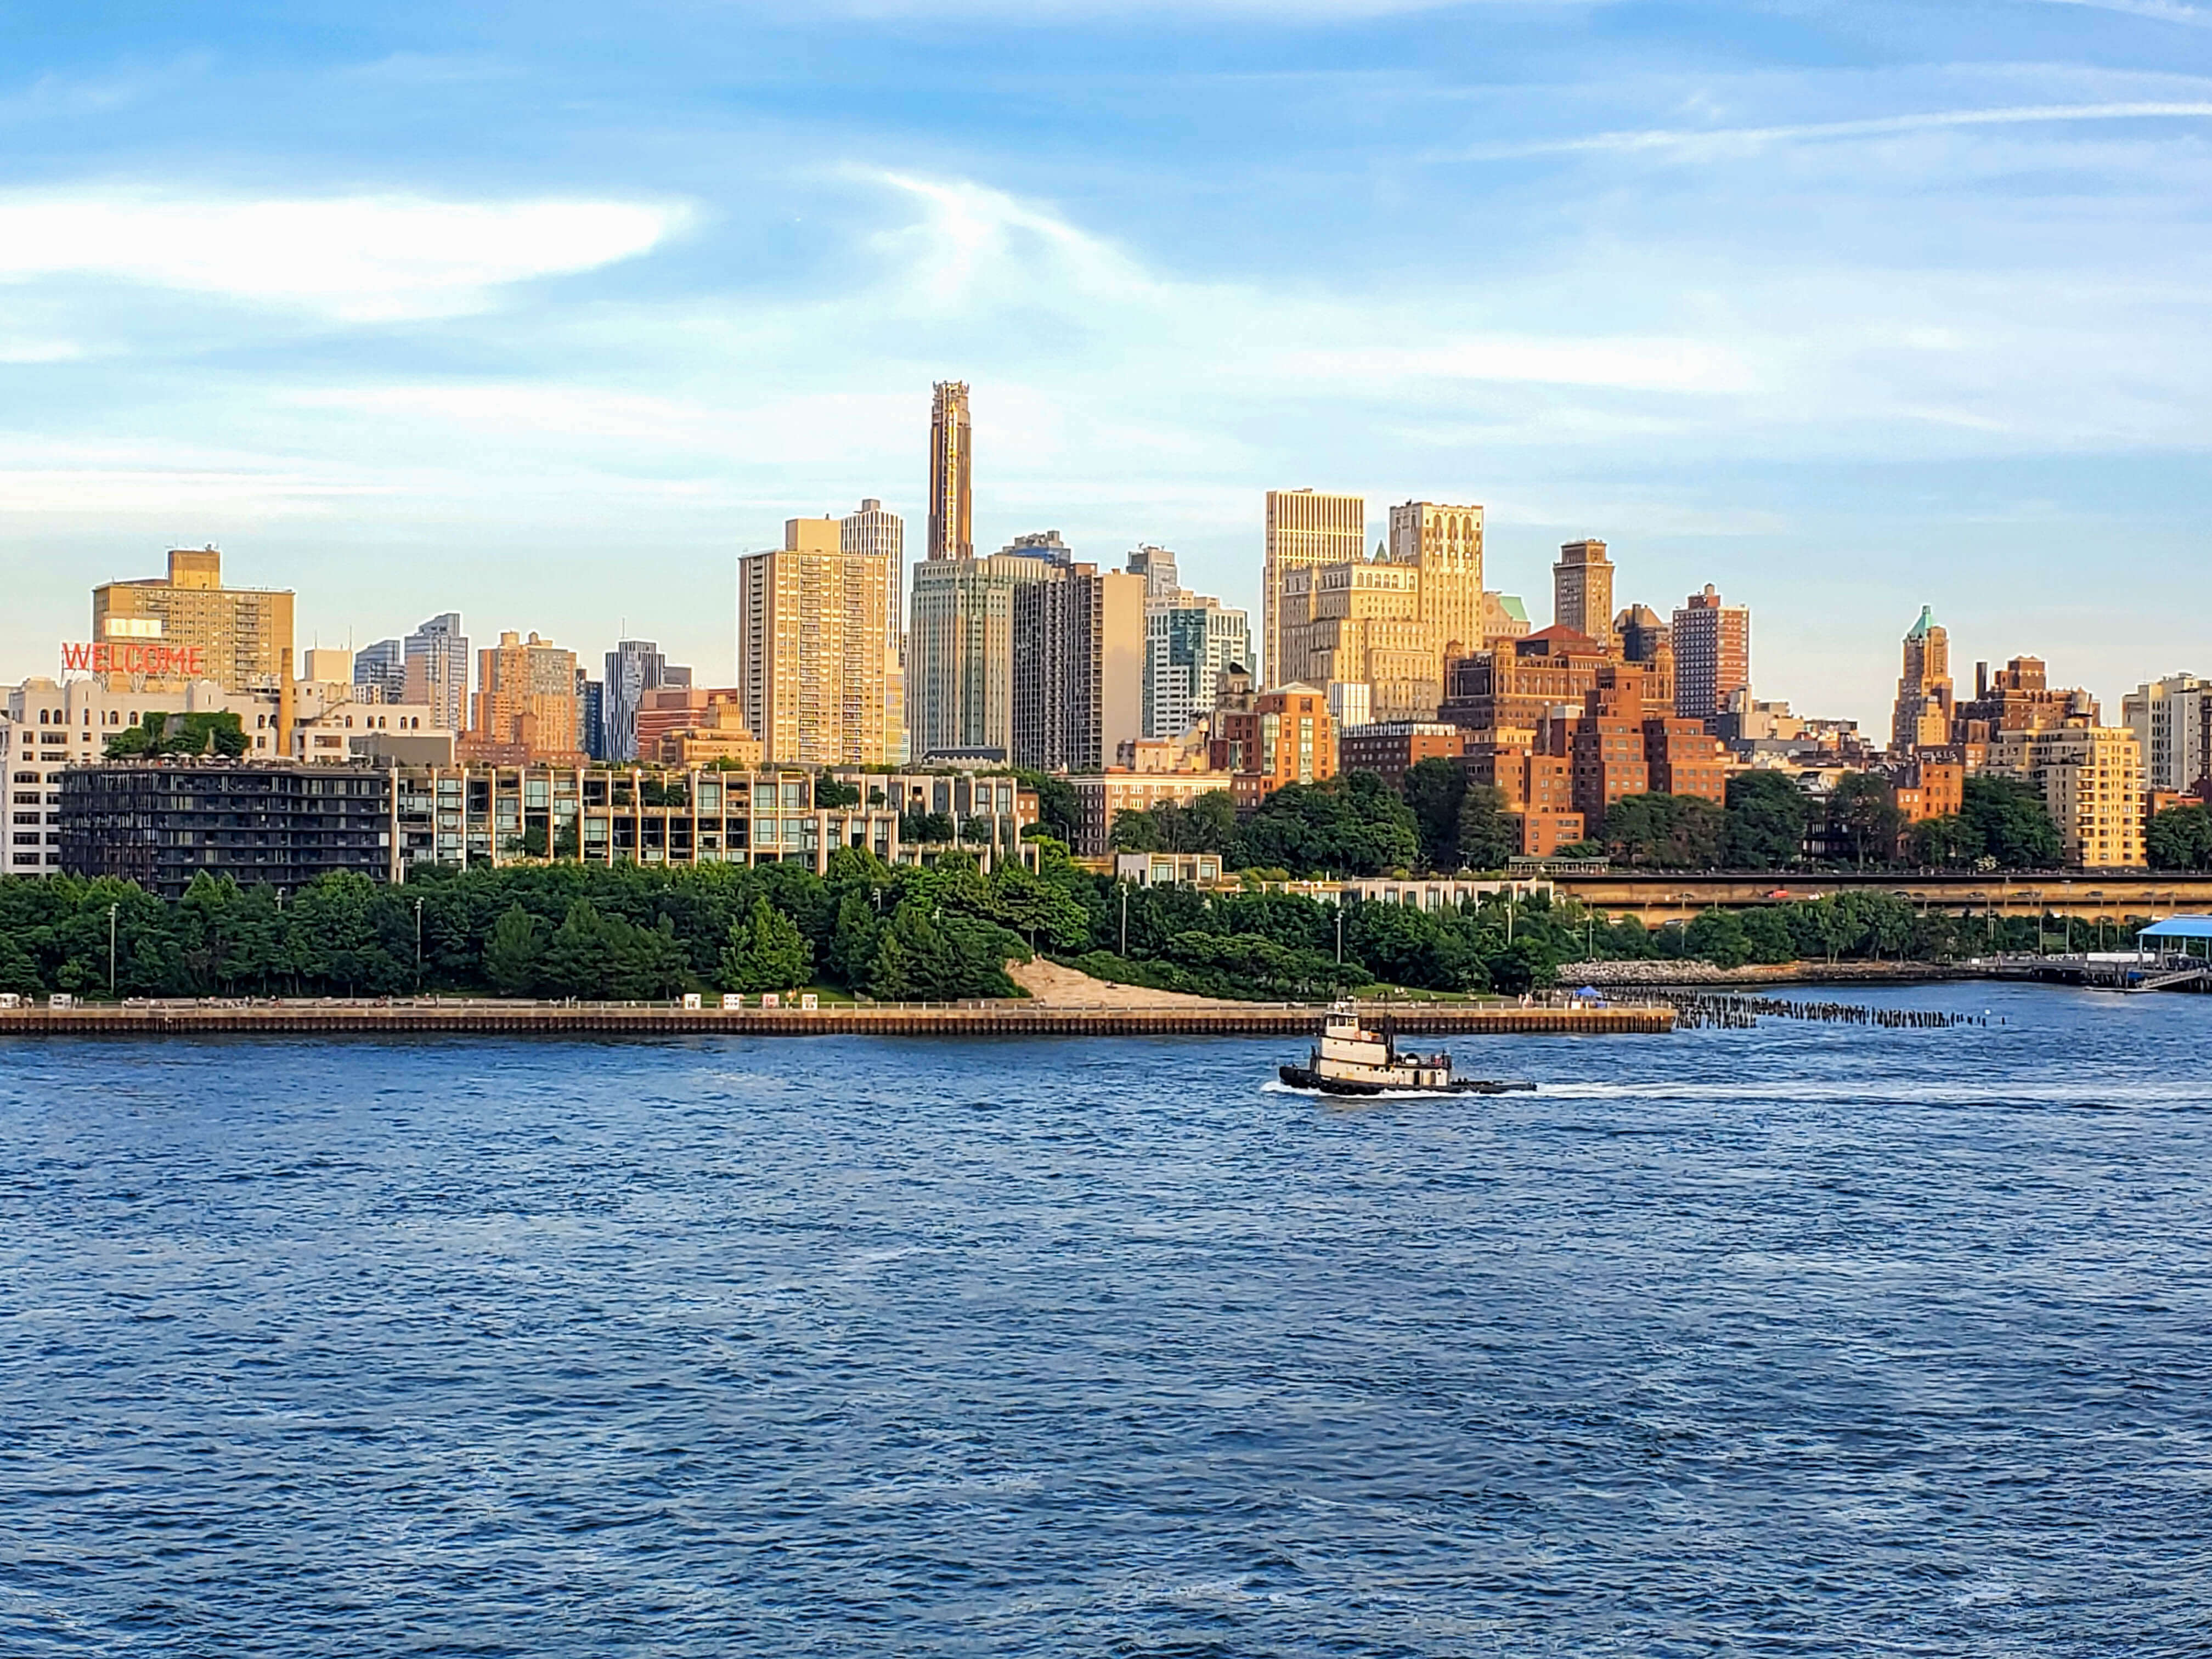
[0,998,1678,1039]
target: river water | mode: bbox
[2,984,2207,1656]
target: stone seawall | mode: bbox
[0,1001,1677,1039]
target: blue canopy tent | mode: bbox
[2138,916,2212,961]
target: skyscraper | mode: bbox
[1551,540,1616,651]
[603,639,669,763]
[402,612,469,735]
[840,497,907,764]
[1671,584,1751,725]
[736,517,895,767]
[1387,501,1485,657]
[909,554,1056,760]
[1892,606,1954,754]
[355,637,408,703]
[1011,562,1146,771]
[928,381,973,562]
[577,673,606,761]
[1263,490,1363,687]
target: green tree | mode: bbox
[533,898,685,1000]
[813,777,862,809]
[104,710,249,760]
[1826,774,1903,867]
[1401,758,1467,872]
[868,902,967,1000]
[1602,794,1725,869]
[0,933,43,996]
[1346,900,1483,991]
[1488,936,1558,995]
[824,888,883,989]
[1014,771,1082,845]
[719,897,814,992]
[1455,783,1518,871]
[1909,813,1983,868]
[483,904,544,995]
[1741,905,1799,964]
[1959,776,2061,868]
[1229,773,1418,877]
[1685,907,1752,968]
[285,873,397,995]
[1723,770,1812,868]
[900,809,956,844]
[2146,804,2212,871]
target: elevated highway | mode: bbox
[1551,871,2212,925]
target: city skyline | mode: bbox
[6,4,2212,730]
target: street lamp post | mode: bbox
[107,902,118,997]
[1120,885,1129,957]
[414,898,425,991]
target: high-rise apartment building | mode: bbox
[1263,490,1363,687]
[1989,725,2146,867]
[602,640,672,764]
[92,547,296,734]
[927,381,973,562]
[2123,674,2212,794]
[402,612,469,736]
[1891,606,1954,754]
[840,498,907,765]
[736,517,895,768]
[577,674,606,761]
[1671,584,1751,725]
[1551,540,1616,652]
[354,638,407,703]
[469,632,582,762]
[1011,563,1146,772]
[908,555,1046,760]
[1388,501,1485,657]
[1143,599,1252,741]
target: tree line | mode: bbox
[0,834,2149,1005]
[1102,761,2143,875]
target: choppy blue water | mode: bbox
[2,984,2208,1656]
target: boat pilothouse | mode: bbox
[1278,998,1533,1097]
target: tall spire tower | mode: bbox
[928,381,973,562]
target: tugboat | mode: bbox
[1278,999,1534,1097]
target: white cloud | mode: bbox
[2029,0,2208,23]
[0,191,689,321]
[1439,100,2212,163]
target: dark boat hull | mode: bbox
[1278,1064,1534,1097]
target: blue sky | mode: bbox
[3,0,2209,728]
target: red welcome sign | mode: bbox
[61,642,208,676]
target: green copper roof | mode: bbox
[1497,594,1530,622]
[1905,604,1936,640]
